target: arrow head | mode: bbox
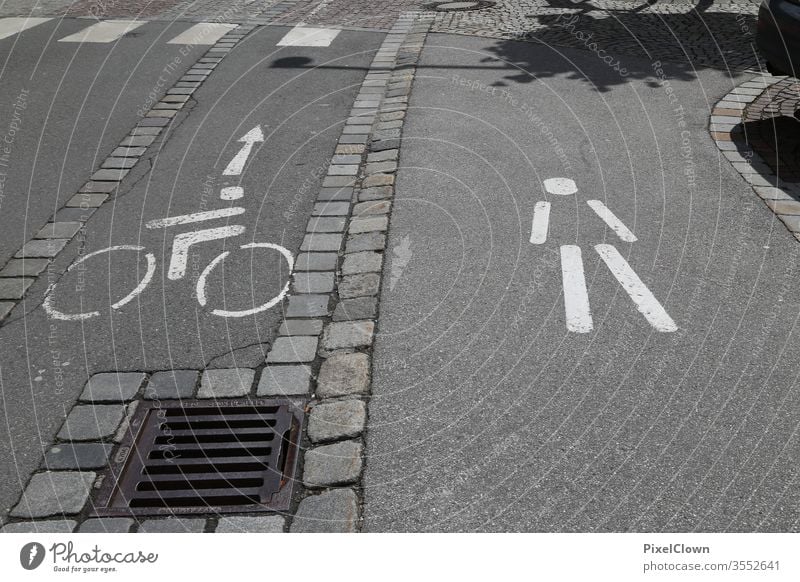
[239,125,264,143]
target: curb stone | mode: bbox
[710,73,800,241]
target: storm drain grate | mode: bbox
[93,400,302,516]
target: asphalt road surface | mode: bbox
[363,34,800,532]
[0,23,382,515]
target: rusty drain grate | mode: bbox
[93,399,302,516]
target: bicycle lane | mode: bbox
[363,34,800,531]
[0,25,383,516]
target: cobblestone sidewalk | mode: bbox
[709,75,800,241]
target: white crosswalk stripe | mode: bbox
[277,25,340,47]
[167,23,237,45]
[0,17,51,41]
[58,20,144,43]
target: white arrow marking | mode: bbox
[223,126,264,176]
[587,200,637,242]
[530,200,551,244]
[595,244,676,332]
[560,245,593,333]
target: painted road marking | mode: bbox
[145,207,245,229]
[544,177,578,196]
[595,244,677,332]
[43,246,156,321]
[587,199,637,242]
[168,225,245,280]
[560,245,593,333]
[0,17,51,41]
[530,200,550,244]
[196,242,294,317]
[223,126,264,176]
[276,25,340,47]
[167,22,237,45]
[220,186,244,200]
[58,20,145,43]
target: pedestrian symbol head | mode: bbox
[20,542,45,570]
[543,177,577,196]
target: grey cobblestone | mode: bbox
[333,297,378,322]
[0,277,33,300]
[290,489,359,533]
[16,239,69,258]
[199,368,255,398]
[359,186,394,201]
[353,200,391,216]
[349,216,389,234]
[279,319,324,336]
[80,372,145,402]
[35,221,82,239]
[303,440,363,487]
[308,399,367,443]
[0,258,49,278]
[267,336,319,363]
[215,516,285,533]
[293,272,335,293]
[144,370,199,400]
[0,302,13,321]
[362,173,395,188]
[346,232,387,254]
[58,405,125,441]
[338,273,381,298]
[317,352,370,398]
[367,148,399,162]
[257,365,312,396]
[323,321,375,350]
[78,518,134,533]
[317,187,353,202]
[67,193,108,208]
[138,518,206,533]
[1,520,77,533]
[10,471,96,518]
[300,233,343,252]
[307,216,346,233]
[44,443,114,470]
[342,251,383,275]
[286,294,330,317]
[312,202,350,216]
[295,252,338,271]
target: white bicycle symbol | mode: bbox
[44,124,294,321]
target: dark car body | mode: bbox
[757,0,800,76]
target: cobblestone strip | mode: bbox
[0,25,256,325]
[709,74,800,242]
[0,13,432,534]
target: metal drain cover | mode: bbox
[424,1,496,11]
[93,399,302,516]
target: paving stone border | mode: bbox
[1,12,432,534]
[709,73,800,242]
[0,23,257,324]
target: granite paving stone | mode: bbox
[57,405,125,441]
[80,372,145,402]
[308,399,367,443]
[290,489,359,533]
[10,471,96,518]
[257,365,312,396]
[317,352,370,398]
[267,336,319,363]
[303,440,363,487]
[198,368,255,398]
[144,370,199,400]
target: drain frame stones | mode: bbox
[423,1,496,11]
[91,399,303,517]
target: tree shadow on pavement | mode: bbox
[479,0,762,92]
[738,115,800,188]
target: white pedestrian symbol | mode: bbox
[44,125,294,321]
[532,177,676,333]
